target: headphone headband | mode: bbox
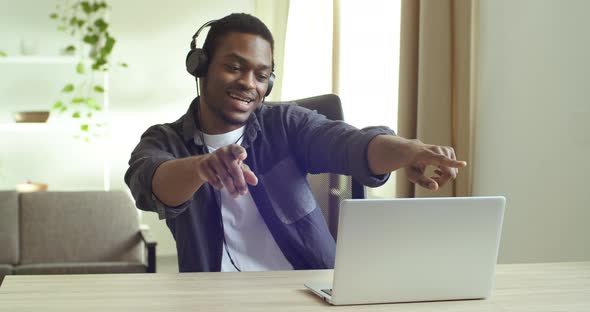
[190,19,217,51]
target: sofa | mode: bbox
[0,190,156,285]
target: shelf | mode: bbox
[0,121,89,133]
[1,54,112,192]
[0,56,79,65]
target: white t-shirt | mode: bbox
[200,126,294,272]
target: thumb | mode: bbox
[230,144,247,161]
[407,168,439,191]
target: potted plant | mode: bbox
[49,0,126,141]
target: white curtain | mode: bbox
[254,0,290,102]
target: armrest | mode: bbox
[139,225,157,273]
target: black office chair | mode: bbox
[267,94,365,240]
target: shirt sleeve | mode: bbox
[124,125,191,220]
[284,105,396,188]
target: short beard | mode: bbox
[201,78,250,127]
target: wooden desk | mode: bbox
[0,262,588,311]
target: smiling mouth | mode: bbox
[228,92,255,104]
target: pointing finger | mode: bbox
[427,151,467,168]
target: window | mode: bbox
[282,0,401,197]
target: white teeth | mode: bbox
[229,93,251,103]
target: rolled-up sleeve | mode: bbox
[124,125,191,220]
[285,105,396,187]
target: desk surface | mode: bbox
[0,262,589,312]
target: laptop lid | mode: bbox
[330,196,506,305]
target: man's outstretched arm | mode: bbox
[152,144,258,207]
[367,135,467,191]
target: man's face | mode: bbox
[200,32,273,134]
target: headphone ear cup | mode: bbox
[265,72,275,97]
[186,48,209,77]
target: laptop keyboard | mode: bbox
[321,289,333,296]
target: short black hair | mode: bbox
[202,13,274,69]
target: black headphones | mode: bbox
[186,19,275,97]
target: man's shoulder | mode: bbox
[257,101,315,121]
[140,115,185,141]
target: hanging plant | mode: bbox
[49,0,126,141]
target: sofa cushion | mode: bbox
[0,264,13,276]
[14,262,146,275]
[19,191,143,265]
[0,191,19,265]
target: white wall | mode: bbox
[475,0,590,263]
[0,0,257,256]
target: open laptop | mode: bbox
[305,196,506,305]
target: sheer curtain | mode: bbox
[281,0,401,198]
[254,0,290,102]
[280,0,333,101]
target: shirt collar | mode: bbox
[183,96,261,149]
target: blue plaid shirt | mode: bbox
[125,97,394,272]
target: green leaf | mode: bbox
[86,98,101,110]
[50,13,58,19]
[72,97,85,104]
[83,34,99,45]
[81,1,92,14]
[59,106,68,113]
[81,124,89,132]
[62,84,74,92]
[77,20,85,28]
[93,2,107,11]
[57,26,66,32]
[87,112,93,118]
[72,112,81,118]
[52,101,63,109]
[69,17,78,26]
[103,35,115,54]
[119,62,128,68]
[0,51,7,57]
[94,18,108,32]
[94,85,104,93]
[92,58,107,70]
[76,62,85,74]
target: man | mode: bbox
[125,13,466,273]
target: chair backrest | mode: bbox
[18,191,142,264]
[0,191,19,265]
[267,94,365,239]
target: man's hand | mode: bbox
[196,144,258,197]
[403,139,466,191]
[367,135,467,191]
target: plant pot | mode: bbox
[13,111,50,123]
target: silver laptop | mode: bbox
[305,196,506,305]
